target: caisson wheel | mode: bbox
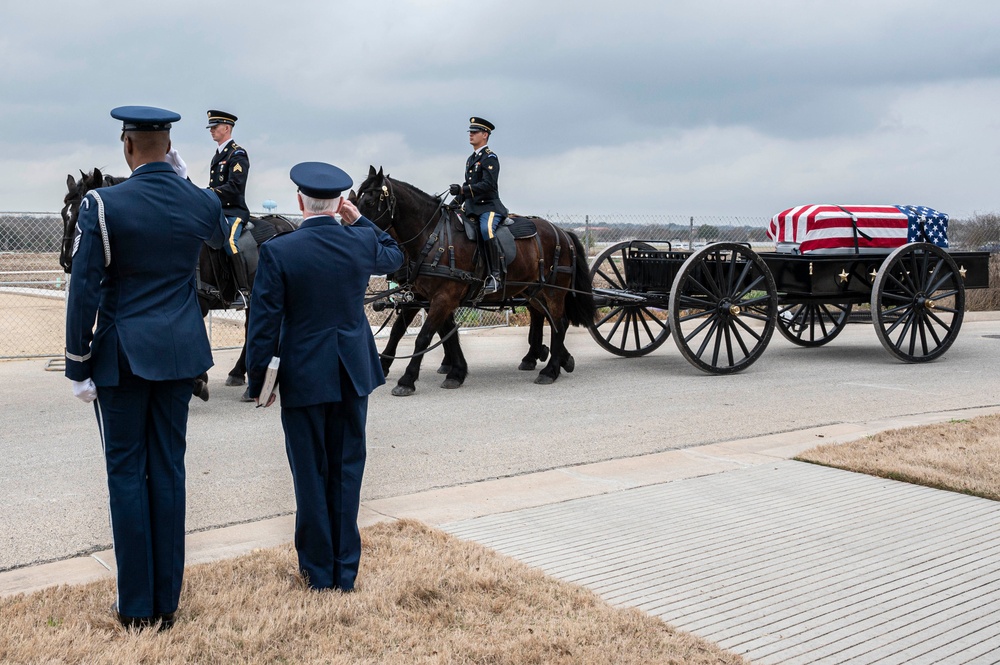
[588,241,670,357]
[776,303,852,347]
[668,243,776,374]
[871,242,965,363]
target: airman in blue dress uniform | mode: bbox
[65,106,225,629]
[246,162,403,591]
[207,109,252,302]
[450,116,509,294]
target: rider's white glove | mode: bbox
[166,148,188,179]
[71,378,97,404]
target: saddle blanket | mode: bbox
[767,204,949,255]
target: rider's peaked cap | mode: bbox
[290,162,353,200]
[111,106,180,132]
[206,110,238,128]
[469,116,495,132]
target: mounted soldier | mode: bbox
[207,109,252,305]
[449,116,508,294]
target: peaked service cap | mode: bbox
[110,106,180,132]
[206,110,238,128]
[290,162,353,199]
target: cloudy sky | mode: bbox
[3,0,999,219]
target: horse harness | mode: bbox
[372,181,578,300]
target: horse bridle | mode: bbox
[363,177,447,247]
[364,180,398,229]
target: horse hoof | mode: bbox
[441,378,463,389]
[562,356,576,373]
[240,388,254,403]
[518,360,537,371]
[538,345,550,362]
[534,374,556,385]
[195,382,210,402]
[391,385,416,397]
[436,364,452,375]
[225,374,245,387]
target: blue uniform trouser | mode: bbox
[280,365,368,591]
[223,215,244,256]
[94,353,194,618]
[478,211,500,240]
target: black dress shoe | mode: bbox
[111,603,155,630]
[155,612,176,630]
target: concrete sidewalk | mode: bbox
[3,405,999,664]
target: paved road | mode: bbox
[3,316,999,570]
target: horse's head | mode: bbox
[353,165,396,231]
[59,168,123,273]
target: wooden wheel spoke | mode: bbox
[594,306,625,329]
[685,311,718,340]
[728,319,753,358]
[733,272,767,301]
[678,294,716,311]
[595,267,624,289]
[710,319,725,366]
[731,314,764,342]
[925,308,955,332]
[638,308,669,331]
[926,270,956,295]
[886,271,916,298]
[690,316,720,355]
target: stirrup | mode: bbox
[229,290,250,310]
[483,274,499,295]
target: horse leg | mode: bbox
[226,313,249,386]
[518,306,550,371]
[437,311,458,375]
[535,316,569,385]
[380,308,419,376]
[438,314,468,389]
[392,300,455,397]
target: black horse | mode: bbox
[354,166,594,396]
[61,168,296,401]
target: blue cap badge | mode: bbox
[290,162,354,199]
[110,106,180,131]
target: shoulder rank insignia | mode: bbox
[234,163,243,173]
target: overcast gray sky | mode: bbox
[3,0,999,218]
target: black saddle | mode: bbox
[456,213,538,271]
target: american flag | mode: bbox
[900,205,949,248]
[767,204,949,254]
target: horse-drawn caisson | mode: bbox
[588,204,991,373]
[63,165,991,391]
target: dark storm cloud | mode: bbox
[2,0,1000,214]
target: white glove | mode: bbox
[71,378,97,403]
[165,148,188,179]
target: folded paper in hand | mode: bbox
[257,357,280,408]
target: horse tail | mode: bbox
[563,229,595,328]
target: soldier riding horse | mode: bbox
[353,166,594,396]
[61,168,296,401]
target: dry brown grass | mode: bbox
[796,414,1000,501]
[0,520,745,665]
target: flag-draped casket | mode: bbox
[767,205,949,254]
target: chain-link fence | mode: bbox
[3,211,998,359]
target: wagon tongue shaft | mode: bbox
[592,287,646,301]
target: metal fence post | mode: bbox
[689,216,694,250]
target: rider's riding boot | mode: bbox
[230,253,251,308]
[483,237,502,295]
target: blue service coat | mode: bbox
[246,215,403,407]
[65,161,224,384]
